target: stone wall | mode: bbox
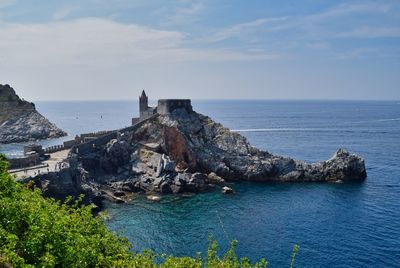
[132,117,140,125]
[72,115,157,157]
[63,139,77,149]
[80,130,113,140]
[24,144,44,155]
[157,99,192,115]
[44,145,66,154]
[72,132,118,156]
[40,130,116,155]
[9,154,39,169]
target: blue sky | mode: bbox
[0,0,399,100]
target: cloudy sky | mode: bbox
[0,0,399,101]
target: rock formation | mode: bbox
[126,108,366,183]
[0,84,66,143]
[27,105,366,206]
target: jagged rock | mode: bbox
[0,84,66,143]
[121,179,141,192]
[26,101,367,207]
[313,148,366,181]
[222,186,234,194]
[113,191,125,197]
[129,111,366,183]
[207,172,225,184]
[175,173,190,185]
[186,172,208,191]
[100,139,131,173]
[160,181,172,194]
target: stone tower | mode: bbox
[139,90,148,117]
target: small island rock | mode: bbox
[0,84,66,144]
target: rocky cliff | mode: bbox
[0,84,66,143]
[129,109,366,183]
[28,106,366,205]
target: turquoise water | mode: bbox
[2,100,399,267]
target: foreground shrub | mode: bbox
[0,154,281,267]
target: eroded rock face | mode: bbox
[100,139,131,173]
[311,149,366,182]
[163,126,197,170]
[0,84,66,143]
[27,105,367,207]
[130,109,367,183]
[23,158,104,210]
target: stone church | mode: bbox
[132,90,193,125]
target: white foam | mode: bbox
[375,118,400,122]
[232,128,327,132]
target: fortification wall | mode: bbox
[157,99,192,115]
[63,140,77,149]
[132,117,140,125]
[9,154,39,169]
[39,130,116,155]
[44,145,66,154]
[80,130,113,139]
[140,109,155,120]
[72,115,157,157]
[72,132,118,156]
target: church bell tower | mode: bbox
[139,90,148,117]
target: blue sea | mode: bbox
[1,100,399,267]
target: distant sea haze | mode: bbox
[1,100,399,267]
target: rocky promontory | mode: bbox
[0,84,66,144]
[27,103,366,207]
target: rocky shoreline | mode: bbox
[25,105,367,209]
[0,84,66,144]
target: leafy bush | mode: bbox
[0,154,291,267]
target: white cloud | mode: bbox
[53,6,80,20]
[336,27,400,38]
[202,17,289,43]
[304,2,392,21]
[202,1,400,44]
[0,18,276,67]
[336,48,378,59]
[164,0,205,26]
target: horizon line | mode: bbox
[32,98,400,102]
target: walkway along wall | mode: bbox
[71,115,157,157]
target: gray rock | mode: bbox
[27,101,367,207]
[129,112,366,183]
[113,191,125,197]
[0,84,66,144]
[207,172,225,184]
[160,181,172,194]
[222,186,234,194]
[186,172,208,191]
[100,139,131,173]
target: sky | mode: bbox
[0,0,399,101]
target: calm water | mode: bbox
[1,100,399,267]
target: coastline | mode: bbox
[1,100,399,267]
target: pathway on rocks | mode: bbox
[10,149,70,180]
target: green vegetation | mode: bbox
[0,154,296,267]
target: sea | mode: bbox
[1,100,399,267]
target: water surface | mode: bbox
[2,100,399,267]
